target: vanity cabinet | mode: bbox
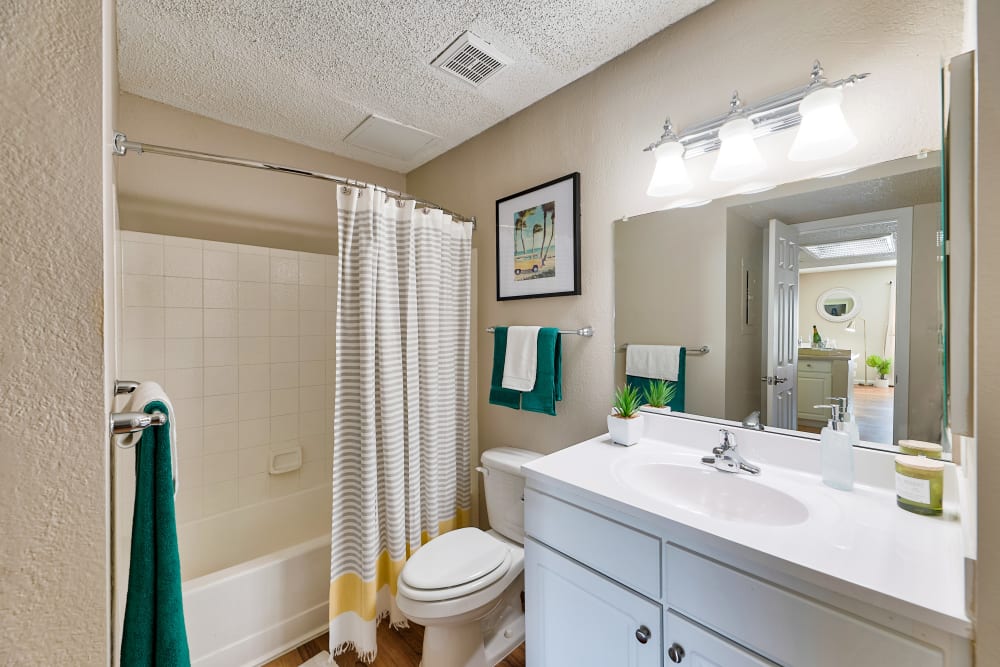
[797,351,852,425]
[797,360,833,422]
[525,487,957,667]
[525,540,661,667]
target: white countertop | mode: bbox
[522,416,971,637]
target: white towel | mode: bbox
[502,325,541,391]
[626,345,682,381]
[120,381,178,496]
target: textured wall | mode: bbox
[407,0,967,494]
[0,0,109,663]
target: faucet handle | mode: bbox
[717,428,735,451]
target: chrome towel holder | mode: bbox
[109,380,166,440]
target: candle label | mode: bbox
[895,472,931,505]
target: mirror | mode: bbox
[817,288,861,322]
[614,153,948,452]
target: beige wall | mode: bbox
[799,267,897,382]
[613,209,728,418]
[0,0,109,663]
[724,210,764,420]
[976,0,1000,662]
[116,93,406,254]
[407,0,966,489]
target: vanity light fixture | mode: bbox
[645,119,692,197]
[710,93,766,182]
[788,63,859,161]
[642,61,869,195]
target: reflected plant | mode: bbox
[643,380,676,408]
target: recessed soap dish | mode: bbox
[269,446,302,475]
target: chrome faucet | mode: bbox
[701,428,761,475]
[741,410,764,430]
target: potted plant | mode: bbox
[640,380,677,415]
[608,385,644,446]
[866,355,893,388]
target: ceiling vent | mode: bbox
[431,31,511,87]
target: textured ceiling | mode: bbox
[117,0,713,173]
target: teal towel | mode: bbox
[489,327,522,409]
[627,348,687,412]
[121,401,191,667]
[522,328,562,416]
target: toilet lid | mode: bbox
[401,528,509,591]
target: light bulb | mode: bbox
[646,141,692,197]
[788,86,857,162]
[710,117,765,182]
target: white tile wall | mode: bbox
[120,231,336,525]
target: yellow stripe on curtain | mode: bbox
[329,507,471,621]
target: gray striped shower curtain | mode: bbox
[328,185,473,660]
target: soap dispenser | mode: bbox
[814,403,854,491]
[828,396,860,447]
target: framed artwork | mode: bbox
[495,172,581,301]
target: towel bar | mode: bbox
[110,411,167,437]
[618,344,710,354]
[487,326,594,337]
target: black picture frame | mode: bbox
[495,172,581,301]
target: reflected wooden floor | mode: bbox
[263,625,526,667]
[854,385,894,444]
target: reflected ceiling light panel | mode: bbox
[710,93,765,182]
[801,234,896,260]
[645,119,692,197]
[789,63,859,162]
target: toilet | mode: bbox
[396,447,541,667]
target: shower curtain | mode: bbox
[328,185,473,661]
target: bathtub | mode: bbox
[180,486,331,666]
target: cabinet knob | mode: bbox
[635,625,651,644]
[667,642,686,663]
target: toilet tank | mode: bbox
[480,447,543,544]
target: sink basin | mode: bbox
[616,463,809,526]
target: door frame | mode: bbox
[795,207,913,444]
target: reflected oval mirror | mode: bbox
[817,288,861,322]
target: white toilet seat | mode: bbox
[399,528,513,602]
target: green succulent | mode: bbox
[866,355,892,379]
[642,380,677,408]
[612,385,643,419]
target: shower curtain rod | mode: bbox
[111,132,476,227]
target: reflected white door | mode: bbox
[762,218,799,429]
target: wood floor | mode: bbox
[264,624,526,667]
[853,385,894,444]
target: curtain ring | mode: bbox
[341,186,351,194]
[422,207,431,215]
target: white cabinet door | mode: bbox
[664,610,777,666]
[797,370,832,422]
[526,539,661,667]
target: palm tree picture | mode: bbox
[495,172,579,300]
[512,204,555,281]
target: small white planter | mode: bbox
[608,413,644,446]
[874,378,891,389]
[640,405,672,416]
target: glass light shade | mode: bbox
[646,141,692,197]
[788,86,857,162]
[710,117,765,182]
